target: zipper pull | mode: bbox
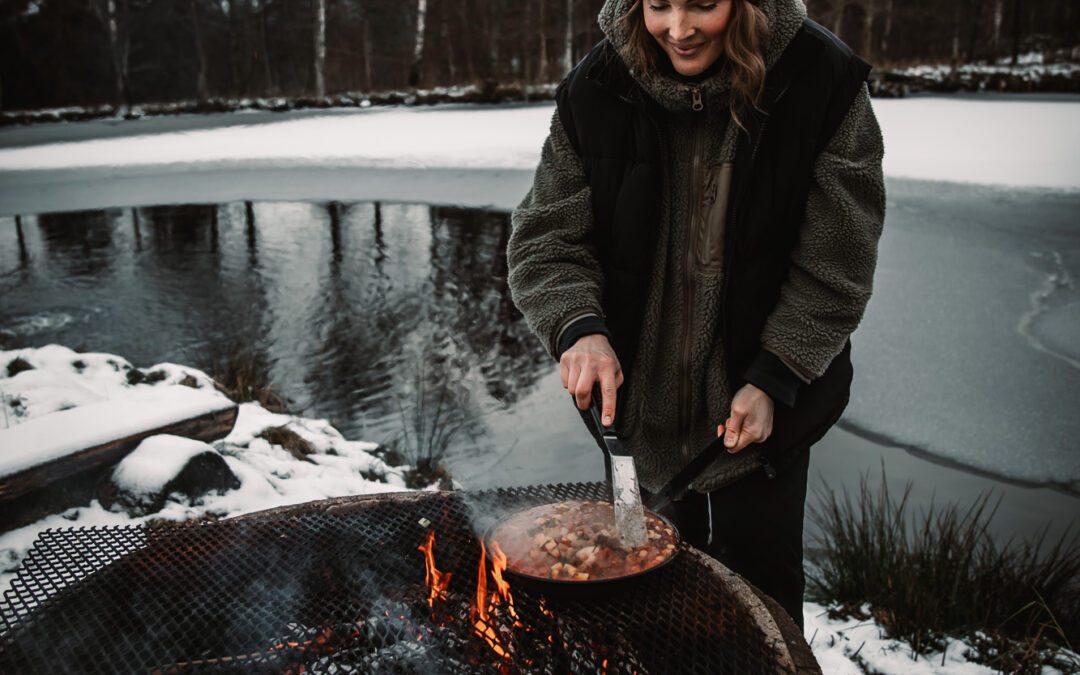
[690,88,703,112]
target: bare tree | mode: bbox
[860,0,875,59]
[538,0,549,81]
[564,0,574,72]
[257,0,275,95]
[190,0,209,101]
[831,1,845,40]
[879,0,893,62]
[991,0,1005,58]
[410,0,427,86]
[89,0,129,110]
[313,0,326,97]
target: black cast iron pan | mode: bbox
[481,499,682,594]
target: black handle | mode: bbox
[588,384,610,438]
[644,436,729,513]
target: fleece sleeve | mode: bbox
[507,109,608,358]
[755,83,886,384]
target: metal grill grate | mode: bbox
[0,483,799,673]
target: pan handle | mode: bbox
[644,437,729,513]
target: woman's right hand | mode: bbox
[560,334,623,427]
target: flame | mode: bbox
[472,538,511,659]
[488,541,519,624]
[418,530,452,608]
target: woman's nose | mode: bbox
[668,10,695,41]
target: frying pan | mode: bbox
[481,499,683,592]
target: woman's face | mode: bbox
[643,0,734,77]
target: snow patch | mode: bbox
[110,434,216,496]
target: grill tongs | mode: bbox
[588,393,648,548]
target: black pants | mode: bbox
[658,448,810,630]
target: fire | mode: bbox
[418,530,451,608]
[472,538,512,659]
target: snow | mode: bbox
[109,434,215,496]
[871,97,1080,190]
[803,603,1001,675]
[0,346,412,605]
[0,96,1077,191]
[0,345,234,477]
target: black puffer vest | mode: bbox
[556,19,871,462]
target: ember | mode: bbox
[0,483,818,674]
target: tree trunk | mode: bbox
[259,2,275,95]
[966,0,984,63]
[410,0,428,86]
[831,2,845,40]
[93,0,129,111]
[486,0,500,80]
[226,1,240,97]
[1010,0,1021,66]
[564,0,574,72]
[860,0,874,59]
[539,0,548,81]
[190,0,209,101]
[991,0,1005,59]
[313,0,326,97]
[361,17,372,90]
[441,0,456,83]
[879,0,893,63]
[951,3,961,74]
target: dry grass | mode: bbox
[204,342,288,413]
[807,469,1080,673]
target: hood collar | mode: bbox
[595,0,808,112]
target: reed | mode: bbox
[807,468,1080,672]
[387,360,464,490]
[203,341,288,413]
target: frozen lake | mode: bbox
[1,97,1078,540]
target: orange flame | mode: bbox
[472,538,510,659]
[488,541,519,623]
[418,530,451,608]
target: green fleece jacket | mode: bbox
[508,0,886,492]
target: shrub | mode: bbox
[807,469,1080,672]
[389,362,464,490]
[204,342,288,413]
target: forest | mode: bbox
[0,0,1077,111]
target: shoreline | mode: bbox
[837,417,1080,498]
[807,424,1079,547]
[2,150,1077,544]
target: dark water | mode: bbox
[4,199,1078,544]
[0,201,593,486]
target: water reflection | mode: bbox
[0,200,553,469]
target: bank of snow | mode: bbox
[0,95,1077,191]
[0,345,413,599]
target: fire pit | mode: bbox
[0,482,819,673]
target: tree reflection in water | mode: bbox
[0,200,552,466]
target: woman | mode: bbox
[507,0,885,628]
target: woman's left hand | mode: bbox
[723,384,774,453]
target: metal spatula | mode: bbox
[588,395,648,548]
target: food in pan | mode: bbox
[487,500,678,581]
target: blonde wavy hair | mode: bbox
[619,0,769,129]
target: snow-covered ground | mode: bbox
[0,345,414,599]
[1,95,1078,190]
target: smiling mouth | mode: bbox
[669,43,705,56]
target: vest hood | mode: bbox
[596,0,808,111]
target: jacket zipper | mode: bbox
[679,87,705,462]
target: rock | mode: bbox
[105,435,240,516]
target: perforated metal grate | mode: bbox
[0,483,796,674]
